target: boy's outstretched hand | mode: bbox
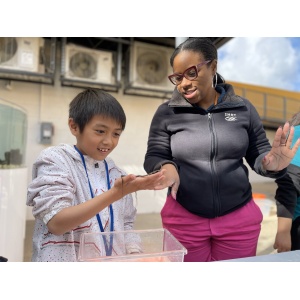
[113,170,166,199]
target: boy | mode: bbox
[27,88,165,261]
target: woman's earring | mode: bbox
[214,73,218,88]
[211,76,214,88]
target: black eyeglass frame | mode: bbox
[168,60,212,85]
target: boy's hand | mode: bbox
[113,170,166,199]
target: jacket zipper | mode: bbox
[208,112,220,216]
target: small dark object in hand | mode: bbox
[0,256,8,262]
[136,169,160,177]
[121,169,161,178]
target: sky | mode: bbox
[217,37,300,93]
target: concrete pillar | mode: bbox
[175,37,188,47]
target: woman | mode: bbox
[143,37,300,262]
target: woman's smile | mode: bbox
[183,88,197,99]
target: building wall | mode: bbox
[228,80,300,126]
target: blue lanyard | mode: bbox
[74,145,114,256]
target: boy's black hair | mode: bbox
[170,37,225,85]
[69,88,126,132]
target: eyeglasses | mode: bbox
[168,60,211,85]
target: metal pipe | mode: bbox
[116,42,122,84]
[94,37,131,45]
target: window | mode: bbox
[0,99,27,168]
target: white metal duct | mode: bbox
[0,37,42,73]
[129,41,174,92]
[63,44,115,84]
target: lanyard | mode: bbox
[74,145,114,256]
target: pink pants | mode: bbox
[161,195,263,262]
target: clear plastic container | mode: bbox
[77,228,187,262]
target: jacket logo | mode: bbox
[225,113,237,121]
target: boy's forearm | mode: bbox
[47,187,120,235]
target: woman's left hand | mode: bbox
[262,122,300,171]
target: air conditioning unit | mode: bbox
[0,37,41,72]
[63,44,115,85]
[129,41,174,92]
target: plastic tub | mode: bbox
[77,228,187,262]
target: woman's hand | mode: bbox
[262,122,300,171]
[159,164,180,200]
